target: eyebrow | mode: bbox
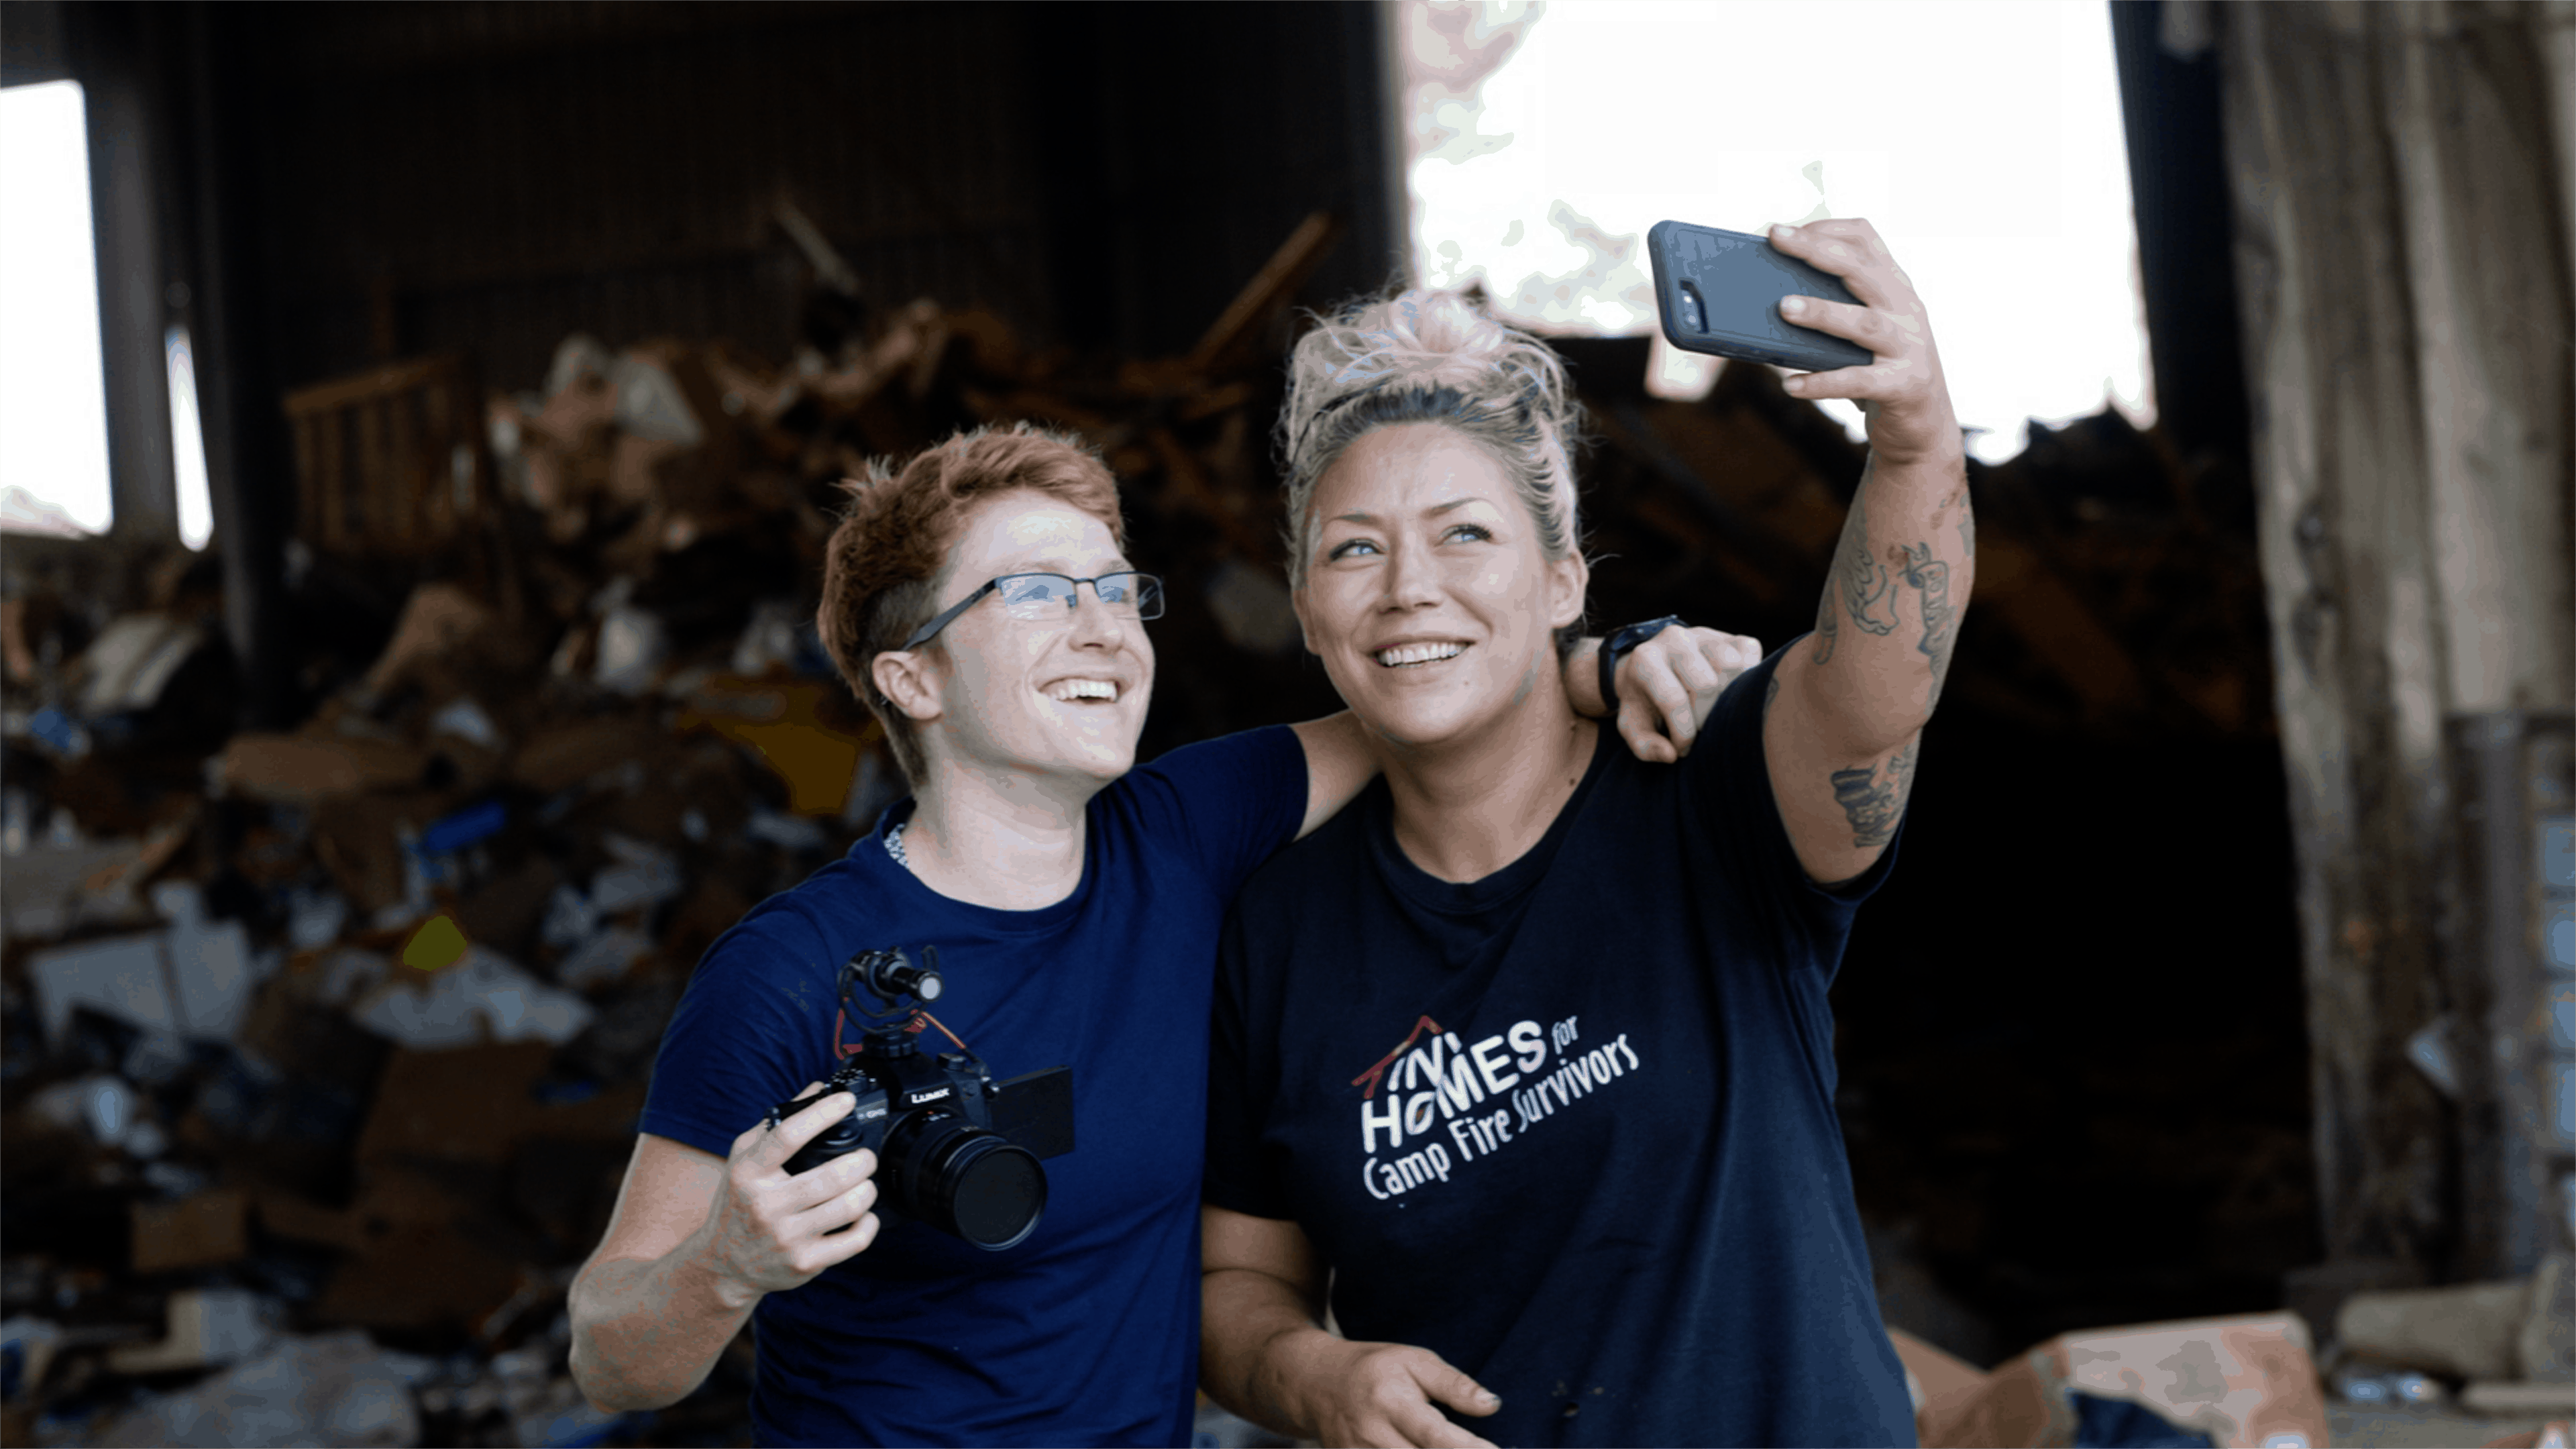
[994,557,1135,576]
[1326,498,1491,525]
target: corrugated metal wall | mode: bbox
[235,1,1397,394]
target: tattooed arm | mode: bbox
[1754,219,1975,885]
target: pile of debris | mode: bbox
[0,215,1352,1447]
[0,563,844,1444]
[0,205,2370,1446]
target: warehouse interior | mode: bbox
[1,2,2569,1446]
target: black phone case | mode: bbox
[1646,220,1874,373]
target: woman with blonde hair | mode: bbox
[1201,218,1971,1447]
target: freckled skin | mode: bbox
[1290,424,1601,885]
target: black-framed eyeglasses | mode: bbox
[902,571,1165,649]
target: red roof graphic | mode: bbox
[1350,1014,1445,1099]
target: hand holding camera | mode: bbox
[766,947,1075,1254]
[699,1080,884,1303]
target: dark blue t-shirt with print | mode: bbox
[1205,649,1917,1448]
[641,726,1305,1448]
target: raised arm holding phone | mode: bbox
[1198,217,1972,1448]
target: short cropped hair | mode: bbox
[1276,289,1586,652]
[819,423,1126,786]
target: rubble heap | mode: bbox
[0,215,1350,1448]
[7,207,2477,1447]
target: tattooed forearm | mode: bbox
[1958,507,1975,560]
[1800,457,1972,754]
[1827,736,1917,848]
[1836,490,1899,637]
[1897,541,1957,703]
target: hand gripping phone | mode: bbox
[1645,220,1874,374]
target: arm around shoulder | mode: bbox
[1287,712,1376,841]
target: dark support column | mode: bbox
[1338,0,1405,297]
[2108,0,2250,466]
[180,3,296,729]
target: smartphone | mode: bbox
[1645,220,1873,374]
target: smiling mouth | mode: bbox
[1043,678,1121,703]
[1375,642,1466,668]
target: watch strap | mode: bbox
[1597,615,1682,718]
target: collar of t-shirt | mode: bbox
[1361,725,1615,918]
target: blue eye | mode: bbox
[1444,523,1493,543]
[1328,538,1380,560]
[998,576,1069,608]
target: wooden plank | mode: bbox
[387,391,421,547]
[354,398,386,545]
[2216,0,2572,1269]
[1149,427,1275,564]
[318,410,348,551]
[282,353,466,418]
[2382,2,2573,715]
[1186,211,1344,376]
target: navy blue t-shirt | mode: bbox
[641,726,1306,1447]
[1205,650,1917,1447]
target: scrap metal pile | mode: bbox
[0,210,2326,1446]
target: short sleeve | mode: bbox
[1114,725,1308,898]
[1681,641,1904,958]
[1203,900,1292,1220]
[637,909,843,1159]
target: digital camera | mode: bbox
[769,947,1074,1251]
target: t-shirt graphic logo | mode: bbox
[1345,1010,1643,1202]
[1349,1014,1448,1099]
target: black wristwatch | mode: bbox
[1597,615,1683,716]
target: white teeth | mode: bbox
[1375,642,1466,667]
[1044,679,1119,702]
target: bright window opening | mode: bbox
[1397,0,2155,464]
[1,80,114,537]
[167,326,213,549]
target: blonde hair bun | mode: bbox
[1277,288,1583,588]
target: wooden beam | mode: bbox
[1186,211,1345,377]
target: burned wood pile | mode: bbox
[1,210,2288,1446]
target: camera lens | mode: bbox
[1678,281,1708,333]
[897,1115,1047,1250]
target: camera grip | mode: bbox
[772,1088,872,1179]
